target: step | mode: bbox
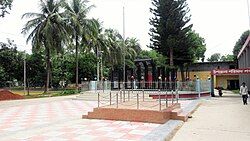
[171,108,183,117]
[175,100,201,122]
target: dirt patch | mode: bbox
[0,89,24,101]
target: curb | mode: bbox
[141,120,184,141]
[141,100,201,141]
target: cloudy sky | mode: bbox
[0,0,249,59]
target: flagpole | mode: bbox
[247,0,250,33]
[123,6,126,84]
[24,52,26,95]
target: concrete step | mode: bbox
[174,100,201,122]
[171,108,183,117]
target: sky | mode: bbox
[0,0,249,59]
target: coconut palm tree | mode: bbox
[63,0,95,88]
[22,0,69,93]
[125,37,141,67]
[103,29,123,69]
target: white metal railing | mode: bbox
[97,89,180,111]
[81,80,211,95]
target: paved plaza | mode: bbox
[0,95,164,141]
[1,91,248,141]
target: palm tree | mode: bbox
[125,38,141,52]
[103,29,123,69]
[125,37,141,67]
[22,0,69,93]
[63,0,95,88]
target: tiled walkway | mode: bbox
[0,98,160,141]
[0,94,195,141]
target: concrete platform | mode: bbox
[83,100,201,123]
[149,91,211,99]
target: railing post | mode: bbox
[98,92,100,108]
[137,93,139,109]
[103,81,104,93]
[128,90,130,101]
[120,90,122,103]
[159,90,161,111]
[165,91,168,108]
[171,90,174,105]
[116,93,118,108]
[123,90,125,102]
[143,89,145,101]
[176,89,179,103]
[110,92,112,105]
[123,85,125,102]
[132,81,134,93]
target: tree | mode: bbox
[138,50,166,67]
[149,0,192,80]
[220,54,234,62]
[207,53,221,62]
[0,0,12,17]
[188,31,206,62]
[103,29,123,70]
[124,37,140,68]
[63,0,95,88]
[26,52,46,88]
[233,30,249,57]
[207,53,234,62]
[125,37,141,53]
[0,39,23,87]
[22,0,69,93]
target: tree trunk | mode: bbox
[44,47,51,93]
[179,64,185,82]
[169,47,174,81]
[75,35,79,88]
[27,79,30,96]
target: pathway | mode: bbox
[171,91,250,141]
[0,95,159,141]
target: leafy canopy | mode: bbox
[0,0,12,17]
[233,30,249,57]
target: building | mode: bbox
[177,61,239,90]
[237,35,250,88]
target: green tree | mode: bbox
[138,50,166,67]
[0,39,23,87]
[63,0,95,87]
[124,37,140,68]
[103,29,123,70]
[233,30,249,57]
[26,52,46,88]
[188,31,206,62]
[207,53,221,62]
[220,54,234,62]
[149,0,193,78]
[22,0,69,93]
[78,53,97,81]
[0,0,12,17]
[0,66,6,87]
[125,38,141,54]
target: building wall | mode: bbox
[216,75,239,89]
[238,44,250,88]
[188,61,237,71]
[177,71,239,89]
[177,71,211,81]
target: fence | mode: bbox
[81,80,211,94]
[96,89,180,111]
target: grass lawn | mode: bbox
[11,89,80,99]
[11,90,60,96]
